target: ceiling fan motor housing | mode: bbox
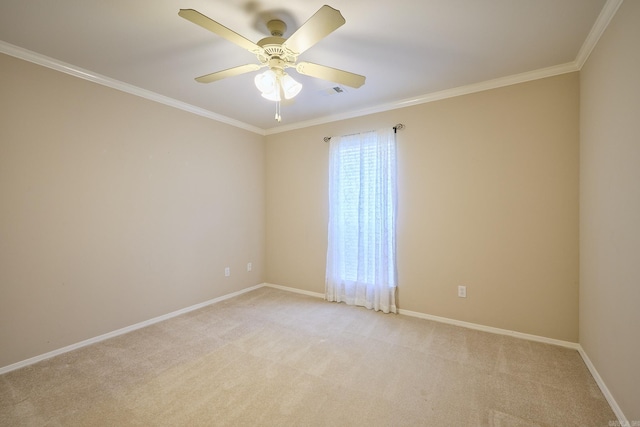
[266,19,286,37]
[257,43,296,68]
[255,19,298,67]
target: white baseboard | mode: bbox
[262,283,579,349]
[1,281,628,424]
[397,308,580,349]
[263,283,628,423]
[0,283,264,375]
[263,282,325,299]
[577,346,628,425]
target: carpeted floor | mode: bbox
[0,287,616,426]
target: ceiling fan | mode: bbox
[178,5,365,122]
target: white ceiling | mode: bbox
[0,0,612,133]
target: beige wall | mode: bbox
[266,72,579,342]
[580,0,640,421]
[0,53,265,368]
[4,8,637,417]
[0,51,581,368]
[2,5,636,415]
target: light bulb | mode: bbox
[254,69,276,93]
[281,73,302,99]
[254,69,280,101]
[254,70,276,92]
[261,90,281,101]
[254,69,302,102]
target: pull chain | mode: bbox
[275,100,282,122]
[274,74,283,122]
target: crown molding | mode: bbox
[3,0,622,138]
[0,41,265,136]
[575,0,624,69]
[265,61,579,135]
[267,0,625,135]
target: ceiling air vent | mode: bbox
[319,85,349,96]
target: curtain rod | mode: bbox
[323,123,405,142]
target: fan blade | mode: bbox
[179,9,263,54]
[195,64,262,83]
[283,5,345,55]
[296,62,365,88]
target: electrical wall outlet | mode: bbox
[247,262,252,271]
[224,267,230,277]
[458,285,467,298]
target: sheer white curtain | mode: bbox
[325,127,397,313]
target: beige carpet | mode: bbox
[0,287,616,426]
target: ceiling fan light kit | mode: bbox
[179,5,365,122]
[254,70,302,101]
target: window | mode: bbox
[325,128,397,313]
